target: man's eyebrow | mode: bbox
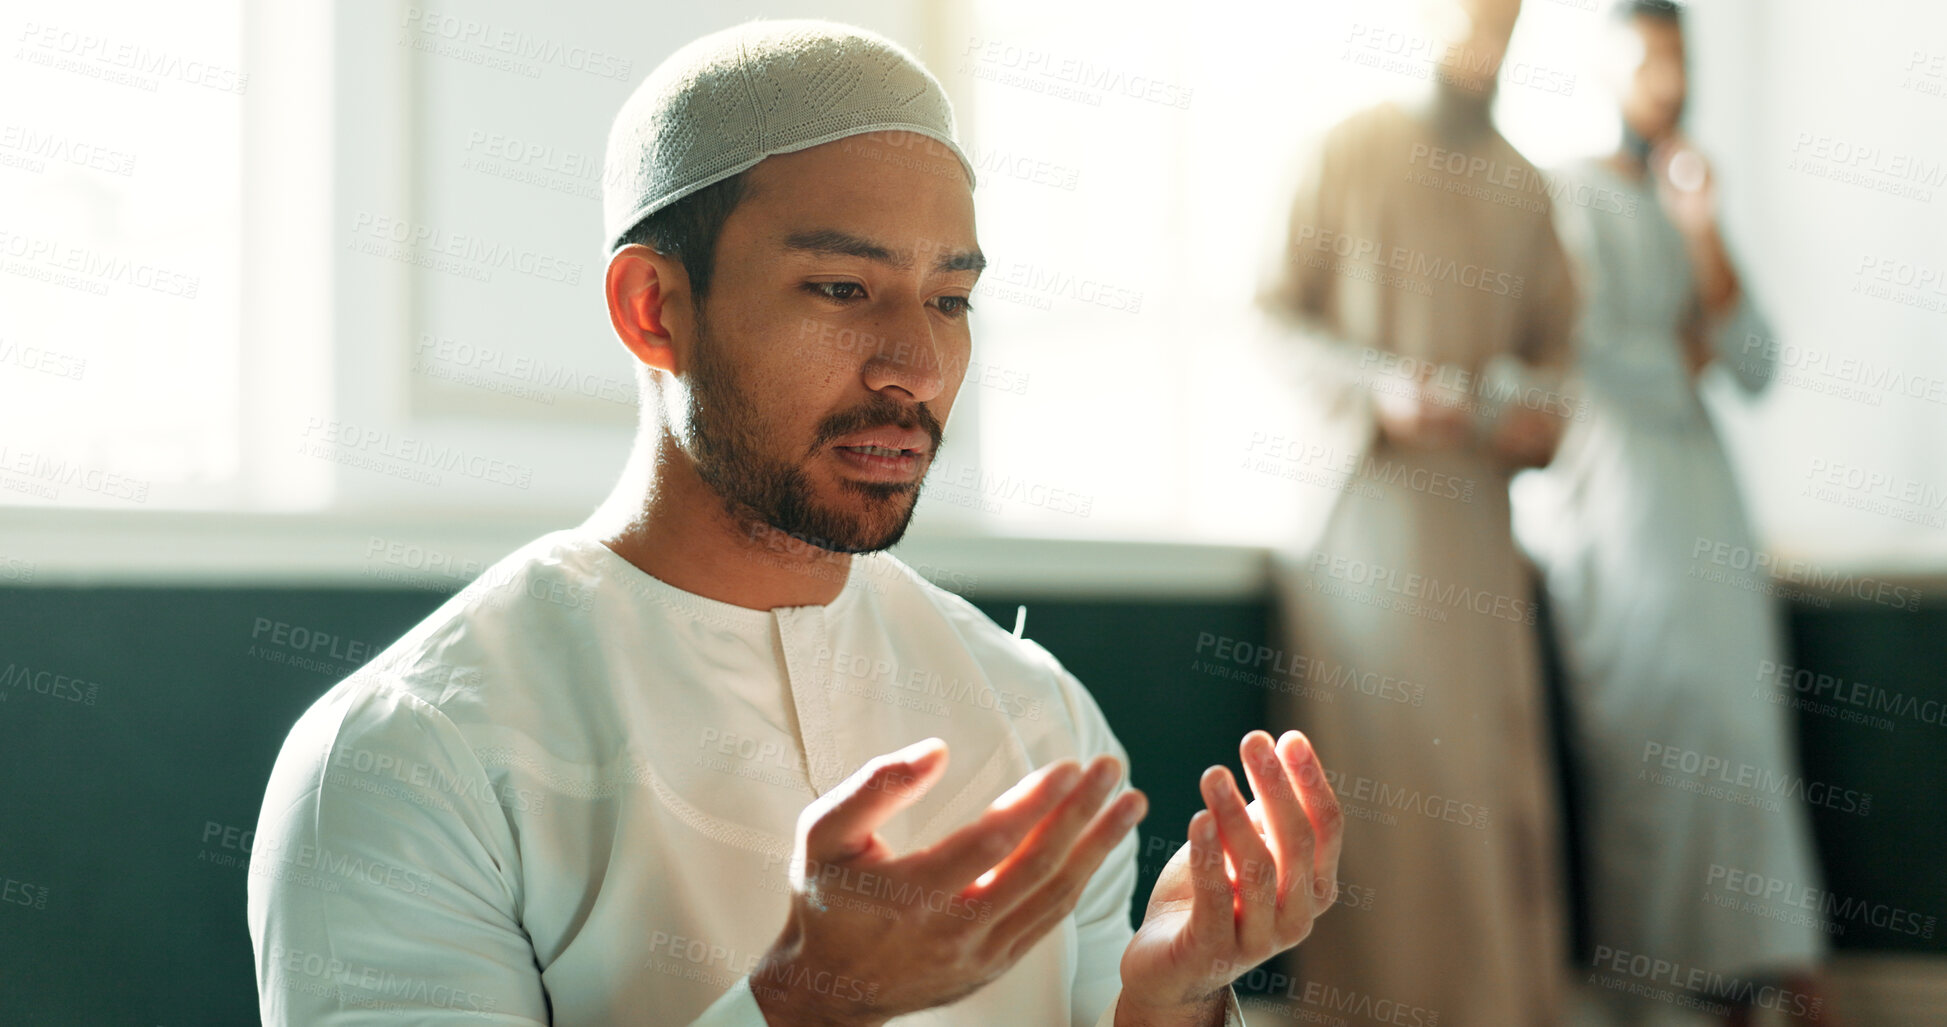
[782,228,985,274]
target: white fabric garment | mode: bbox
[1510,158,1826,995]
[246,526,1245,1026]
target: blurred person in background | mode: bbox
[1255,0,1579,1022]
[1508,2,1835,1023]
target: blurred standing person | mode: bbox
[1255,0,1579,1023]
[1510,2,1834,1024]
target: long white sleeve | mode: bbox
[1091,987,1249,1027]
[1707,289,1776,394]
[1013,645,1138,1027]
[246,677,552,1025]
[686,977,769,1026]
[1036,654,1247,1027]
[686,965,1252,1027]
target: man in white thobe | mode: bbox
[247,19,1345,1027]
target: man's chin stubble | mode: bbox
[724,481,922,557]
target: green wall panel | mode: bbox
[1,584,1938,1024]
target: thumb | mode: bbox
[800,737,950,863]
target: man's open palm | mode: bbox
[1118,731,1344,1016]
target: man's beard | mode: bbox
[685,313,945,555]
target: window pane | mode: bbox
[0,1,243,508]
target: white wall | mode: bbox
[8,0,1941,583]
[1686,0,1947,569]
[316,0,934,519]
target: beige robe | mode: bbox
[1257,94,1577,1027]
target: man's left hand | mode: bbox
[1114,730,1343,1026]
[1489,405,1566,469]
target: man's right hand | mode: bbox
[1373,384,1471,451]
[749,738,1148,1027]
[1487,404,1565,469]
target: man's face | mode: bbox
[1617,16,1686,142]
[675,130,981,554]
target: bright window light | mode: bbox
[0,1,244,509]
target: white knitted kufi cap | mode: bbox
[602,19,977,252]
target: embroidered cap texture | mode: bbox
[601,18,977,252]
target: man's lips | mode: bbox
[830,428,932,481]
[830,428,932,459]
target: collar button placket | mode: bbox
[775,607,845,798]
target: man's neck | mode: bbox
[1423,75,1497,144]
[1609,121,1660,182]
[580,432,856,611]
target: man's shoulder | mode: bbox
[281,530,603,744]
[860,552,1064,673]
[857,552,1099,738]
[1326,99,1413,147]
[1481,125,1547,175]
[1545,154,1625,193]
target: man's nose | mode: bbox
[861,313,948,402]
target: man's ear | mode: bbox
[606,243,690,373]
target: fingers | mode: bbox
[801,737,949,863]
[1237,730,1315,932]
[1279,731,1344,909]
[913,758,1086,888]
[965,754,1129,919]
[1202,763,1279,956]
[996,783,1148,963]
[1183,808,1233,949]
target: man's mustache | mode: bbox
[811,396,946,453]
